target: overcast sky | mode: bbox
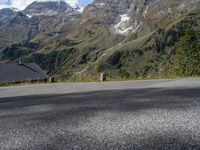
[0,0,93,10]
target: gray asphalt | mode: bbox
[1,78,200,98]
[0,78,200,149]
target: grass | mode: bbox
[0,81,51,87]
[117,31,156,51]
[1,76,200,87]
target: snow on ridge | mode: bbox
[113,14,132,35]
[97,2,105,6]
[119,14,130,22]
[0,6,20,12]
[0,0,78,11]
[26,14,32,18]
[112,14,141,35]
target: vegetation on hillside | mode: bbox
[175,27,200,76]
[0,11,200,81]
[99,14,200,80]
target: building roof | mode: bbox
[0,63,49,83]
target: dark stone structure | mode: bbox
[0,63,49,84]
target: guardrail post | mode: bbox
[100,73,104,82]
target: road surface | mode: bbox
[0,78,200,149]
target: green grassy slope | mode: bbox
[98,12,200,80]
[1,10,200,81]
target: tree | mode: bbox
[176,27,200,76]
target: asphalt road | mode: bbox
[0,78,200,150]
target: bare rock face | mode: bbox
[0,8,19,25]
[23,0,75,17]
[83,0,200,35]
[0,8,32,50]
[0,1,80,51]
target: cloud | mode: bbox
[0,0,79,10]
[0,4,9,9]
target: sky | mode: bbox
[0,0,93,10]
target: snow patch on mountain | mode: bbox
[95,2,105,7]
[26,14,32,18]
[0,0,79,10]
[113,14,135,35]
[113,14,131,35]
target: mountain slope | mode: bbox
[84,0,200,35]
[0,0,200,81]
[0,1,79,53]
[0,8,32,51]
[0,8,18,25]
[51,10,200,81]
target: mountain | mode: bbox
[0,0,80,52]
[23,0,75,17]
[0,8,18,24]
[0,8,32,51]
[84,0,200,35]
[0,0,200,81]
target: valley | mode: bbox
[0,0,200,81]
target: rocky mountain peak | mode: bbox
[23,0,75,17]
[0,8,22,24]
[83,0,200,35]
